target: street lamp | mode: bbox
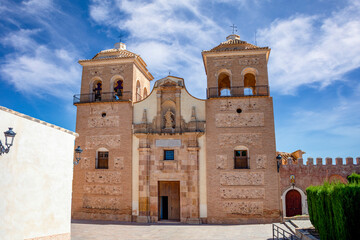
[276,154,282,173]
[0,128,16,156]
[74,146,83,165]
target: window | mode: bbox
[93,80,102,101]
[234,150,248,169]
[97,151,109,169]
[113,79,123,98]
[218,72,231,97]
[164,150,174,160]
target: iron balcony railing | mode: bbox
[207,85,269,98]
[272,224,300,240]
[73,91,132,104]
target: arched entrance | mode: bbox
[285,190,302,217]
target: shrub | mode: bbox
[347,173,360,184]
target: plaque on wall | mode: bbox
[155,139,181,147]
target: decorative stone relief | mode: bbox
[88,116,120,128]
[223,201,263,215]
[86,172,121,184]
[239,57,260,65]
[81,157,90,169]
[114,157,124,169]
[218,133,261,147]
[256,154,267,169]
[216,155,227,169]
[90,105,118,115]
[83,196,122,210]
[215,113,264,127]
[156,139,181,147]
[109,65,124,74]
[84,185,122,195]
[220,172,264,186]
[219,100,258,111]
[220,188,265,199]
[85,135,121,149]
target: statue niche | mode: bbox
[164,108,175,129]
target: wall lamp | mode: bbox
[74,146,83,165]
[0,128,16,156]
[276,154,282,173]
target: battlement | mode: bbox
[281,157,360,167]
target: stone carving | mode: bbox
[88,116,120,128]
[81,157,90,169]
[220,188,265,199]
[216,155,227,169]
[256,154,267,169]
[83,196,122,210]
[90,105,118,115]
[86,172,121,184]
[239,57,260,65]
[215,113,264,127]
[218,133,261,147]
[223,201,263,215]
[220,172,264,185]
[220,99,258,111]
[85,135,121,149]
[84,185,122,195]
[114,157,124,169]
[164,109,174,128]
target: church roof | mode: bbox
[202,34,268,53]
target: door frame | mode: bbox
[158,181,180,221]
[281,186,308,217]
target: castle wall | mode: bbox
[71,102,133,221]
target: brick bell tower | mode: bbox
[202,34,281,223]
[72,42,153,221]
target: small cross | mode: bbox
[118,34,122,42]
[230,24,237,34]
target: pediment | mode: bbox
[154,76,184,88]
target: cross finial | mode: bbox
[118,34,122,43]
[230,24,237,34]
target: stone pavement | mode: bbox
[71,220,275,240]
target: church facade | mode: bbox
[72,35,281,224]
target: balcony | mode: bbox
[73,91,132,104]
[207,85,269,98]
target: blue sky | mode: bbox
[0,0,359,159]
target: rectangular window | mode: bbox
[234,150,248,169]
[97,151,109,169]
[164,150,174,160]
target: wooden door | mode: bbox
[158,181,180,220]
[286,190,302,217]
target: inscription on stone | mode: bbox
[86,172,121,184]
[220,188,265,199]
[223,201,263,215]
[220,172,264,186]
[156,139,181,147]
[219,133,261,147]
[88,116,120,128]
[86,135,121,149]
[215,113,264,127]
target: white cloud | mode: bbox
[257,1,360,93]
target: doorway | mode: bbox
[158,181,180,221]
[286,189,302,217]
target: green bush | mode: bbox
[347,173,360,184]
[306,181,360,240]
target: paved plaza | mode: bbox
[71,220,274,240]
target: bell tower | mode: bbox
[72,42,153,221]
[202,34,280,223]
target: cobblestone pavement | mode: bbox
[71,220,274,240]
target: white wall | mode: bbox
[0,107,77,240]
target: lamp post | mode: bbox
[276,154,282,173]
[74,146,83,165]
[0,128,16,156]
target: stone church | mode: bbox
[71,34,282,224]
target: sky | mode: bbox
[0,0,359,159]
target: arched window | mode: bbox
[96,147,109,169]
[93,80,102,101]
[218,72,231,96]
[244,73,256,95]
[136,80,141,101]
[143,87,148,98]
[113,79,123,99]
